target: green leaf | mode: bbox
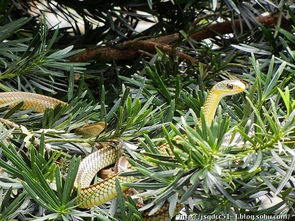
[262,61,286,100]
[0,192,26,221]
[22,181,57,212]
[115,178,126,219]
[68,66,74,101]
[61,157,80,204]
[0,17,31,42]
[275,155,295,195]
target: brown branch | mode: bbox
[123,40,198,64]
[137,50,154,58]
[70,39,198,64]
[189,13,282,40]
[69,13,287,63]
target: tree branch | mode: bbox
[69,13,288,63]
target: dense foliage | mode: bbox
[0,0,294,220]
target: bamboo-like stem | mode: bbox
[45,138,94,143]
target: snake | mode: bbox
[0,80,245,215]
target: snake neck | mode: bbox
[201,89,223,126]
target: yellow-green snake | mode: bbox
[0,80,245,212]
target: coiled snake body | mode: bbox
[0,80,245,211]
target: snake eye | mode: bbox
[226,83,233,89]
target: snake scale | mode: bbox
[0,80,245,218]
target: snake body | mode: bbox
[74,145,134,208]
[0,80,245,212]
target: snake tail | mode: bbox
[0,92,66,112]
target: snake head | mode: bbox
[213,80,246,97]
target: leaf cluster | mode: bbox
[0,1,295,221]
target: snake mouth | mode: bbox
[237,86,246,93]
[233,81,246,93]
